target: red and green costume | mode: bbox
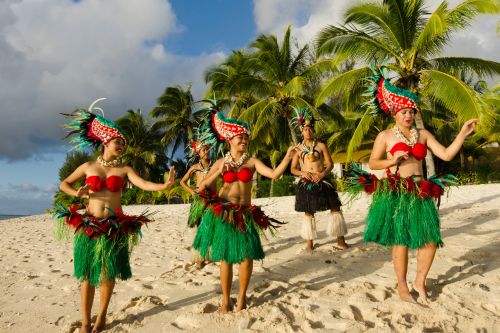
[347,165,457,248]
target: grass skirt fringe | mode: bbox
[193,208,265,264]
[52,204,151,286]
[345,164,457,249]
[192,192,284,264]
[73,233,134,286]
[295,176,342,214]
[187,196,206,228]
[365,191,443,249]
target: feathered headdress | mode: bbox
[290,106,315,129]
[61,98,126,151]
[365,65,419,117]
[195,99,249,157]
[185,127,216,165]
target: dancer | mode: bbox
[192,100,298,313]
[290,107,347,252]
[180,140,215,268]
[54,98,175,333]
[347,67,477,303]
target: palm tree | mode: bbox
[151,84,197,159]
[205,25,318,148]
[115,109,168,182]
[315,0,500,176]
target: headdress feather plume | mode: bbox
[61,98,126,151]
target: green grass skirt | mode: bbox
[365,191,443,249]
[187,196,206,228]
[52,204,149,286]
[193,207,265,264]
[73,232,134,286]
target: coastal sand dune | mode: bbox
[0,184,499,332]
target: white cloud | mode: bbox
[0,0,225,160]
[253,0,500,63]
[0,182,58,214]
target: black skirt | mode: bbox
[295,177,342,214]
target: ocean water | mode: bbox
[0,215,26,221]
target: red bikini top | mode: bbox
[389,142,427,160]
[222,167,254,183]
[85,175,124,192]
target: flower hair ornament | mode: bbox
[364,65,419,117]
[290,106,316,130]
[61,98,126,151]
[195,99,250,157]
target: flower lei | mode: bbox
[97,155,122,168]
[224,152,249,168]
[393,126,418,147]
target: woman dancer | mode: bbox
[54,98,175,333]
[192,100,298,313]
[348,68,477,303]
[180,141,215,268]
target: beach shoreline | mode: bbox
[0,184,499,332]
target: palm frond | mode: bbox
[315,67,372,107]
[315,25,401,63]
[344,2,401,49]
[428,57,500,79]
[420,69,481,121]
[346,108,378,161]
[413,2,449,57]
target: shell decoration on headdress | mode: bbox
[290,106,315,130]
[364,65,419,117]
[195,99,250,158]
[61,98,126,151]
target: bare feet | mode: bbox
[336,236,348,250]
[412,281,430,304]
[218,303,232,314]
[91,316,105,333]
[235,297,247,312]
[80,324,91,333]
[397,284,417,303]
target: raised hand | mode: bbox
[286,144,301,159]
[76,183,91,199]
[165,166,175,186]
[460,119,478,137]
[219,161,232,175]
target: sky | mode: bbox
[0,0,498,215]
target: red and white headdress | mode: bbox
[62,98,126,150]
[366,66,419,116]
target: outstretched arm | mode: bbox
[126,166,175,191]
[425,119,478,161]
[180,165,198,196]
[255,146,298,179]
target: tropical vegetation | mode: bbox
[55,0,500,206]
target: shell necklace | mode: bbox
[393,126,418,147]
[97,155,122,168]
[199,160,212,174]
[224,152,249,169]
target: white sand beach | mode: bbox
[0,184,499,333]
